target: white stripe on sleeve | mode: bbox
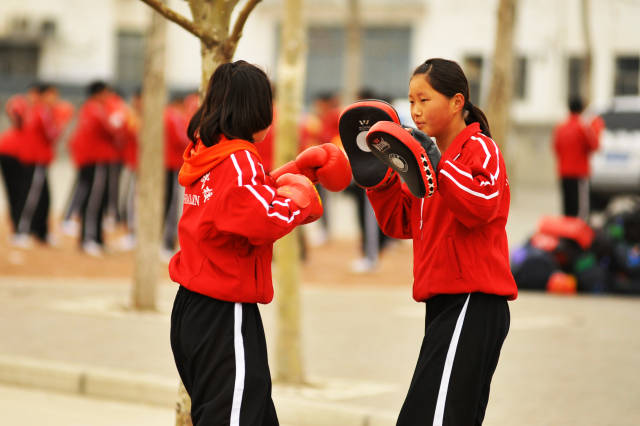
[445,160,473,180]
[230,153,243,187]
[440,170,499,200]
[244,150,258,185]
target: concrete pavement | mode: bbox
[1,276,640,425]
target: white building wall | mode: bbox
[0,0,115,83]
[1,0,639,123]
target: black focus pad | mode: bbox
[338,100,400,187]
[366,121,439,199]
[408,128,441,171]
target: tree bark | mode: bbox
[274,0,307,385]
[343,0,362,105]
[485,0,517,156]
[132,0,167,311]
[580,0,593,104]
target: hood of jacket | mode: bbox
[178,135,260,186]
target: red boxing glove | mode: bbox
[312,143,352,192]
[271,143,352,192]
[275,173,323,223]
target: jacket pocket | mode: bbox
[447,237,463,280]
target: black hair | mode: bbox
[357,87,377,100]
[568,96,584,114]
[36,82,56,93]
[87,81,108,98]
[412,58,491,137]
[187,60,273,146]
[314,91,336,102]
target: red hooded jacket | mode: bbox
[553,114,599,178]
[367,123,518,302]
[168,136,317,303]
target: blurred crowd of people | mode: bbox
[0,81,198,259]
[0,82,395,271]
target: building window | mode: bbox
[0,41,40,79]
[514,56,527,100]
[116,31,145,91]
[463,55,483,105]
[614,55,639,96]
[568,56,586,100]
[303,26,411,105]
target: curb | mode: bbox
[0,355,396,425]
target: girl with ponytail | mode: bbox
[365,58,517,425]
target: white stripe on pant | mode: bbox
[231,303,246,426]
[17,165,46,235]
[84,165,108,242]
[432,294,470,426]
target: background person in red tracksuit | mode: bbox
[169,61,322,425]
[16,83,64,244]
[365,58,517,425]
[552,97,599,220]
[67,81,121,255]
[162,93,190,258]
[0,86,38,238]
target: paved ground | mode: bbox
[0,277,639,425]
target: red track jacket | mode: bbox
[0,95,29,159]
[163,105,189,171]
[68,98,119,167]
[368,123,518,302]
[169,136,316,303]
[553,114,599,178]
[21,101,61,165]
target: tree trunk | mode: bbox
[132,0,167,311]
[343,0,362,105]
[274,0,307,385]
[189,0,236,92]
[485,0,517,155]
[175,381,193,426]
[580,0,593,104]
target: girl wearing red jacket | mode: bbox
[367,58,518,425]
[169,61,321,426]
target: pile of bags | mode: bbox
[511,203,640,295]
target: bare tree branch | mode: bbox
[138,0,218,47]
[229,0,262,45]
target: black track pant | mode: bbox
[561,177,589,220]
[17,164,50,241]
[170,286,279,426]
[79,164,109,245]
[163,170,180,251]
[397,293,510,426]
[0,155,26,232]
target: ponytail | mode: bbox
[413,58,492,138]
[464,101,491,138]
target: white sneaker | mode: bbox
[82,240,104,257]
[61,220,79,237]
[11,234,32,249]
[45,234,60,247]
[350,257,378,274]
[117,234,136,251]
